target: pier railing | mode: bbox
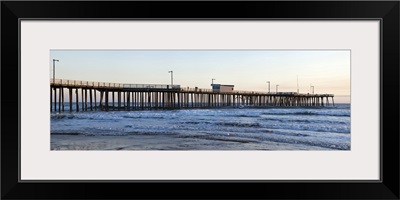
[180,87,213,93]
[50,79,333,96]
[51,79,181,89]
[180,87,333,96]
[51,79,124,88]
[123,84,180,89]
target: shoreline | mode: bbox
[51,134,335,151]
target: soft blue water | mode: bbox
[51,104,350,150]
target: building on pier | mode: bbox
[211,84,234,93]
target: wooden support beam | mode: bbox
[61,87,64,112]
[55,88,59,112]
[105,91,109,111]
[127,92,130,110]
[99,90,103,110]
[123,92,125,110]
[69,88,72,112]
[58,88,61,112]
[118,91,121,110]
[142,92,145,110]
[94,90,97,110]
[90,89,93,111]
[81,89,84,111]
[112,92,115,110]
[50,87,53,112]
[76,88,79,112]
[135,92,137,109]
[147,92,151,110]
[85,89,88,111]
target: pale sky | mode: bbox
[50,50,350,103]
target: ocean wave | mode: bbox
[51,131,128,136]
[259,117,348,125]
[262,130,309,137]
[216,122,261,128]
[183,121,212,125]
[51,132,81,135]
[270,125,350,134]
[51,113,123,121]
[128,131,178,136]
[221,114,257,118]
[175,130,348,150]
[51,114,75,120]
[262,111,350,117]
[122,115,164,119]
[177,134,259,143]
[51,112,167,121]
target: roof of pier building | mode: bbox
[211,84,234,92]
[211,84,235,88]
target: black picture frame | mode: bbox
[2,1,399,199]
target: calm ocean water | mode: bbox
[50,103,350,150]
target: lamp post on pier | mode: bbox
[168,70,173,87]
[276,85,279,93]
[52,59,59,84]
[266,81,270,93]
[212,78,215,85]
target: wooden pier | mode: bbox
[50,79,335,112]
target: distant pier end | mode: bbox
[50,79,334,112]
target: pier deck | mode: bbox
[50,79,334,112]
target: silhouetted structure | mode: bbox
[50,79,334,112]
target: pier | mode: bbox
[50,79,334,112]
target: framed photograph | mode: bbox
[2,1,399,199]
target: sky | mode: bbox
[50,50,350,103]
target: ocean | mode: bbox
[50,104,350,150]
